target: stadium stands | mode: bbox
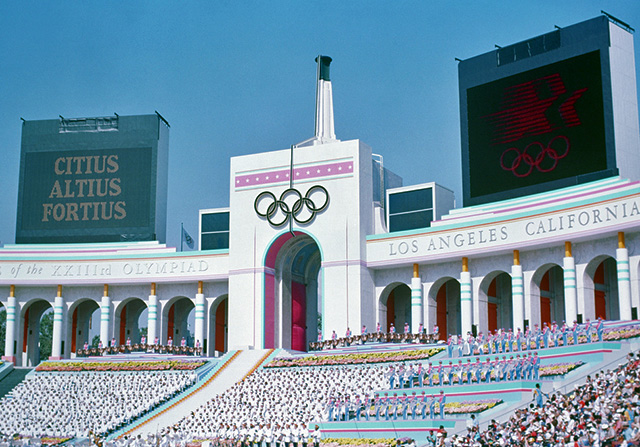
[0,322,639,446]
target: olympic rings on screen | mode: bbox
[254,185,330,227]
[500,135,570,178]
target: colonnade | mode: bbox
[393,232,635,338]
[1,281,223,365]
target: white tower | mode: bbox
[297,55,339,146]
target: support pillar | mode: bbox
[460,257,473,335]
[100,286,111,347]
[195,281,205,348]
[2,286,17,363]
[410,264,423,333]
[148,283,158,344]
[563,242,578,323]
[617,232,633,320]
[511,250,525,331]
[50,285,64,360]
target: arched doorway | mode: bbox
[481,272,513,333]
[585,256,619,320]
[67,299,99,355]
[19,299,53,366]
[113,298,148,345]
[264,231,321,352]
[208,295,228,355]
[430,278,461,339]
[533,265,565,326]
[163,297,195,346]
[380,283,411,333]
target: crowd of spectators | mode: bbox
[173,364,388,441]
[0,370,197,439]
[437,352,640,446]
[0,319,636,446]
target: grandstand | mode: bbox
[0,321,639,446]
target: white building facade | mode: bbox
[1,16,640,365]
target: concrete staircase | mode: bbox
[121,349,275,438]
[0,367,33,398]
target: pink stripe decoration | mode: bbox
[541,348,611,360]
[235,160,353,189]
[439,388,531,397]
[321,428,440,433]
[444,180,640,223]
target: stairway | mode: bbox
[123,349,274,438]
[0,368,33,398]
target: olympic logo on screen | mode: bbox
[254,185,329,227]
[500,135,570,178]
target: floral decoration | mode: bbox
[443,398,502,414]
[40,437,72,446]
[35,359,206,372]
[539,361,583,377]
[604,326,640,341]
[264,348,444,368]
[321,438,397,447]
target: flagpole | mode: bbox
[181,222,184,252]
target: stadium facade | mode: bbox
[1,15,640,367]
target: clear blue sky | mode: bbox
[1,1,639,249]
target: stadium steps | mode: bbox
[0,367,33,398]
[114,349,275,439]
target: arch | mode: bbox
[66,298,100,355]
[428,277,461,339]
[530,263,565,328]
[113,297,148,345]
[0,303,5,357]
[379,282,411,333]
[479,271,513,333]
[18,299,53,367]
[263,230,321,351]
[584,255,619,320]
[208,294,228,356]
[161,296,195,346]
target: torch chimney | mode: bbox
[297,55,339,147]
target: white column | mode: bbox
[51,287,64,359]
[460,257,473,335]
[563,242,578,323]
[3,293,17,362]
[511,251,525,331]
[617,232,632,320]
[148,287,158,344]
[100,294,111,347]
[195,281,205,347]
[410,264,422,333]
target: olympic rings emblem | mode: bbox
[254,185,330,227]
[500,135,570,178]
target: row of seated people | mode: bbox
[75,336,203,357]
[447,318,608,357]
[384,353,542,390]
[0,369,198,439]
[309,322,442,351]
